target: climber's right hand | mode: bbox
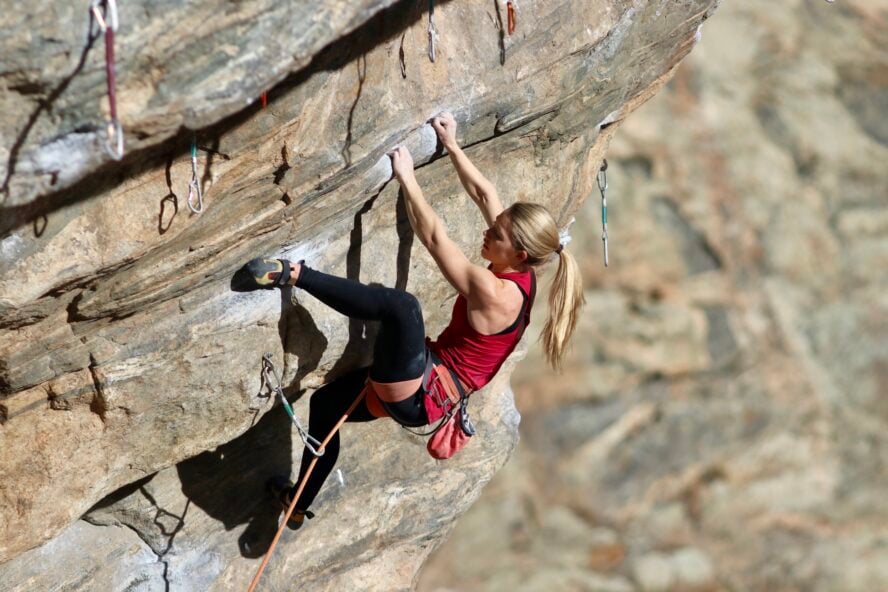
[388,146,415,180]
[431,112,458,150]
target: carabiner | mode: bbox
[187,135,204,214]
[90,0,118,33]
[104,117,124,161]
[260,354,325,457]
[597,158,608,192]
[597,159,609,267]
[428,0,438,62]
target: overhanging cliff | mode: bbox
[0,1,718,588]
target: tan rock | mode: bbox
[1,0,721,584]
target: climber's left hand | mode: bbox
[388,146,415,179]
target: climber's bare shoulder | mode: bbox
[423,232,500,300]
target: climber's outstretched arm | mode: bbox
[431,113,504,228]
[389,146,497,299]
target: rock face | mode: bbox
[420,1,888,591]
[0,0,405,210]
[0,0,718,588]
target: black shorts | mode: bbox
[379,385,428,428]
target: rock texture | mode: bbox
[0,0,718,587]
[420,1,888,590]
[0,0,404,210]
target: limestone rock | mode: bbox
[0,0,404,210]
[633,553,673,592]
[1,0,719,586]
[0,521,165,592]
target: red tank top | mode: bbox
[427,269,536,394]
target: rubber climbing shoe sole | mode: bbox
[266,475,314,530]
[231,258,291,292]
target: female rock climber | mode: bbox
[244,112,584,529]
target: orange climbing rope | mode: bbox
[245,389,367,592]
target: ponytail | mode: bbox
[541,248,584,371]
[506,202,585,371]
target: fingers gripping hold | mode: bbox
[388,145,415,179]
[431,112,457,148]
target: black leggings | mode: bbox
[289,265,429,511]
[296,265,426,382]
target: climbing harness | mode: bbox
[598,159,609,267]
[187,134,204,214]
[260,354,324,457]
[90,0,124,160]
[427,0,438,62]
[246,375,366,592]
[400,350,473,439]
[507,0,517,35]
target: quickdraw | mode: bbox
[598,159,609,267]
[507,0,517,35]
[247,362,366,592]
[427,0,438,62]
[89,0,124,160]
[260,91,268,109]
[260,354,324,457]
[187,134,204,214]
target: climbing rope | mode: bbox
[246,377,366,592]
[427,0,438,62]
[507,0,517,35]
[89,0,124,160]
[187,134,204,214]
[598,159,609,267]
[260,354,324,457]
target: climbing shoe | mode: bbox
[249,257,291,288]
[232,258,291,292]
[266,475,314,530]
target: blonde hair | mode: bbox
[506,202,585,371]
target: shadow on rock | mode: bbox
[180,184,414,557]
[178,272,327,558]
[176,404,298,558]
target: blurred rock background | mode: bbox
[2,1,724,588]
[419,1,888,590]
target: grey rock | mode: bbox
[1,0,720,586]
[633,552,674,592]
[0,0,404,209]
[0,521,165,592]
[671,547,715,590]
